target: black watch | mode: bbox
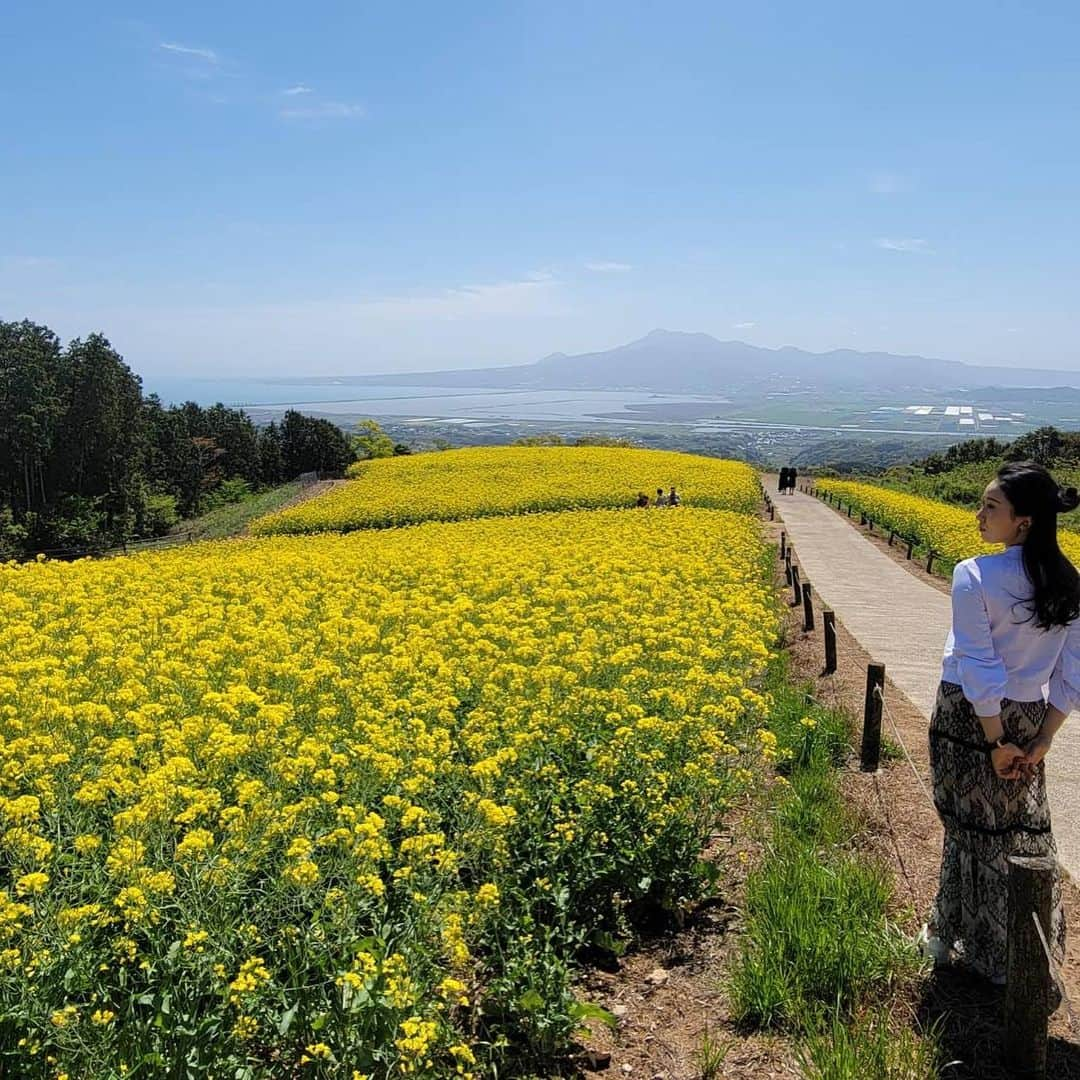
[988,735,1009,752]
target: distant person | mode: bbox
[635,491,650,508]
[923,461,1080,987]
[778,467,790,494]
[654,488,667,507]
[667,487,680,507]
[786,466,798,494]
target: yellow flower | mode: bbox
[73,834,102,856]
[283,859,319,887]
[15,872,49,897]
[232,1015,258,1040]
[229,956,271,997]
[0,451,780,1075]
[175,829,215,862]
[476,883,500,906]
[301,1041,333,1063]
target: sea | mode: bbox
[140,376,733,426]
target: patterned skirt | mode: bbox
[928,680,1065,982]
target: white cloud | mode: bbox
[876,237,932,253]
[584,260,632,272]
[869,171,910,194]
[356,276,558,320]
[281,100,365,120]
[733,321,756,329]
[159,42,218,63]
[282,84,313,96]
[0,255,63,271]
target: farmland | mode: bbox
[0,451,780,1077]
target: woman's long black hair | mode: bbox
[996,461,1080,629]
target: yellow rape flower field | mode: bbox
[0,478,777,1078]
[251,446,760,534]
[815,478,1080,569]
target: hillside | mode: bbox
[323,329,1080,394]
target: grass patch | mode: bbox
[762,656,851,773]
[729,653,927,1054]
[174,480,305,540]
[729,839,916,1028]
[796,1007,939,1079]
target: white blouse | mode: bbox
[941,544,1080,717]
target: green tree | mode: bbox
[50,334,147,538]
[351,418,395,459]
[0,319,65,514]
[1005,426,1078,467]
[258,421,286,485]
[281,411,354,477]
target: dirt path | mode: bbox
[239,478,348,535]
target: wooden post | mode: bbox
[861,663,885,772]
[906,538,914,560]
[823,608,837,674]
[769,503,775,520]
[927,550,936,574]
[802,581,815,632]
[1004,854,1055,1079]
[860,512,866,525]
[847,503,853,518]
[888,529,895,546]
[780,531,786,560]
[784,550,792,585]
[791,564,801,606]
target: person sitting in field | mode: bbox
[667,487,680,507]
[653,488,667,507]
[635,491,650,507]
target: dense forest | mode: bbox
[0,319,357,560]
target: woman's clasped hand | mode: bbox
[990,734,1053,780]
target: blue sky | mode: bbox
[2,1,1079,376]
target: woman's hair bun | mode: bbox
[1057,486,1080,513]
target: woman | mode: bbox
[927,461,1080,983]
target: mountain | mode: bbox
[334,330,1080,393]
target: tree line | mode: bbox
[917,427,1080,474]
[1,320,359,560]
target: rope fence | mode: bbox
[767,481,1077,1071]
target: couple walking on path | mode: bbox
[927,461,1080,988]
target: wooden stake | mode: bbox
[823,608,837,674]
[1004,855,1055,1079]
[860,663,885,772]
[802,581,815,632]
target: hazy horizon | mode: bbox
[4,2,1079,377]
[136,330,1080,383]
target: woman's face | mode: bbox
[977,481,1030,545]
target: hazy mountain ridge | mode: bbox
[326,330,1080,393]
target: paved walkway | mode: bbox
[770,484,1080,880]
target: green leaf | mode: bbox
[570,1000,618,1031]
[277,1001,299,1036]
[517,989,545,1014]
